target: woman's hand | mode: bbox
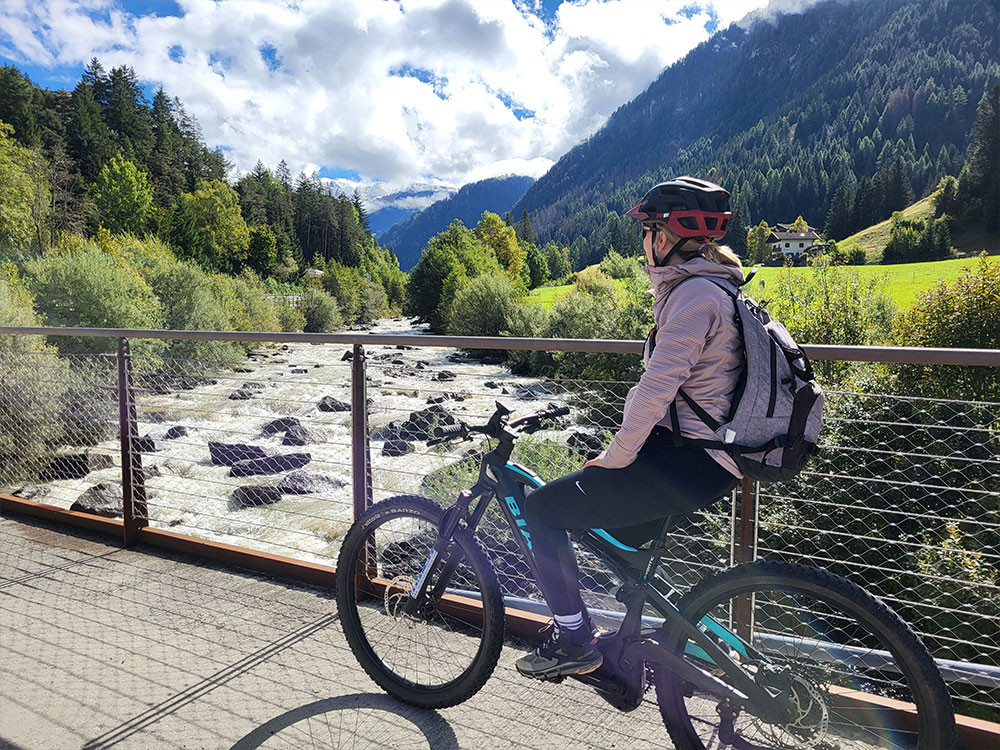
[582,450,607,470]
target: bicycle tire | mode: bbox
[336,495,505,709]
[656,560,955,749]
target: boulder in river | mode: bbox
[42,452,114,481]
[232,485,283,508]
[228,388,255,400]
[318,396,351,412]
[341,350,353,361]
[277,470,344,495]
[209,442,269,466]
[382,439,415,457]
[261,417,300,435]
[135,435,158,453]
[70,483,122,518]
[435,370,457,381]
[281,424,313,446]
[164,425,188,440]
[375,404,457,442]
[230,452,311,477]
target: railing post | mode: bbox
[734,476,758,641]
[351,343,370,521]
[350,343,375,590]
[117,338,148,547]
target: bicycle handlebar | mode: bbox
[428,402,568,444]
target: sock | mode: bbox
[554,611,584,631]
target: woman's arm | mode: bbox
[596,282,723,469]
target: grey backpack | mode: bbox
[662,276,824,483]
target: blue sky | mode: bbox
[0,0,769,210]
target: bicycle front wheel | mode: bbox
[656,561,954,749]
[336,495,505,708]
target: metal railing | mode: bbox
[1,323,998,728]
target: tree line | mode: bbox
[0,60,406,325]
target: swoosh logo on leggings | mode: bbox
[574,480,587,495]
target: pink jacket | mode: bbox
[601,257,745,477]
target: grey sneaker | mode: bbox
[515,623,603,680]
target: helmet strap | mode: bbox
[657,237,689,267]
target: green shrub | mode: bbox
[0,272,88,486]
[753,254,894,384]
[446,272,519,338]
[358,279,387,324]
[147,260,241,364]
[599,249,641,279]
[300,287,343,332]
[322,262,363,323]
[504,302,549,375]
[892,252,1000,400]
[276,298,306,332]
[26,241,164,360]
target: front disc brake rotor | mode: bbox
[383,575,418,626]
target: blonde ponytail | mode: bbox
[697,241,743,269]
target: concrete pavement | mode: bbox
[0,514,671,749]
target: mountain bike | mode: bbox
[336,402,955,749]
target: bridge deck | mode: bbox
[0,515,671,749]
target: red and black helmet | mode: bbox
[625,176,731,239]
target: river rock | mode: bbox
[277,470,344,495]
[376,405,457,442]
[228,388,255,400]
[70,483,123,518]
[232,485,283,507]
[435,370,457,381]
[426,394,447,404]
[209,442,269,466]
[290,368,309,374]
[43,452,114,481]
[341,350,353,361]
[318,396,351,412]
[164,425,188,440]
[140,409,167,424]
[484,381,500,389]
[281,424,313,446]
[261,417,300,435]
[480,353,505,365]
[135,435,158,453]
[382,439,415,457]
[230,452,311,477]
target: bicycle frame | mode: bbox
[403,435,791,723]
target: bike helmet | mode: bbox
[625,177,732,265]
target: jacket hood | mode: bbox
[643,257,746,298]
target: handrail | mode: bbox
[2,325,999,365]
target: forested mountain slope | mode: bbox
[382,175,534,270]
[511,0,998,268]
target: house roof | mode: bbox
[768,230,821,242]
[775,222,820,233]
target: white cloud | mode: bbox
[0,0,773,211]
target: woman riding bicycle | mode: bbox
[516,176,747,679]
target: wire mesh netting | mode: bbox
[0,347,119,511]
[1,330,998,725]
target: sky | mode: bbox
[0,0,776,211]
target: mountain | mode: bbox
[381,175,535,270]
[511,0,999,268]
[368,206,421,236]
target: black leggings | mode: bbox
[521,427,739,617]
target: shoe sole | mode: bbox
[515,654,604,681]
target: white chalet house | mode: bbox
[767,223,822,260]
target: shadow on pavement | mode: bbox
[229,692,459,750]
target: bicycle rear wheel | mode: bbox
[336,495,505,708]
[656,561,954,749]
